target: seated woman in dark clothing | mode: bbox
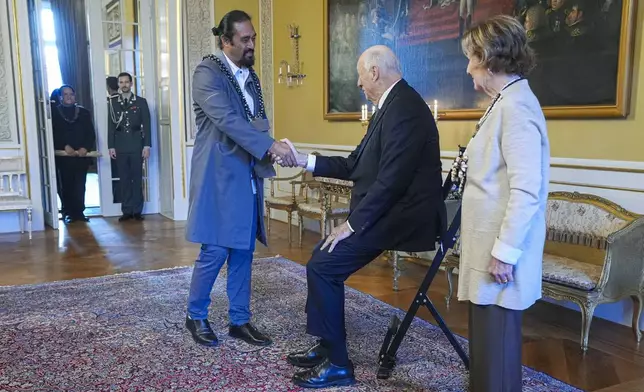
[51,84,96,223]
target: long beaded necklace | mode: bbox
[204,54,266,122]
[57,104,79,123]
[472,77,524,138]
[448,77,524,196]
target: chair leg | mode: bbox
[298,215,304,248]
[287,211,292,246]
[321,214,328,239]
[392,251,400,292]
[632,295,643,343]
[27,207,33,240]
[445,266,455,309]
[579,301,597,352]
[19,209,24,234]
[266,206,271,237]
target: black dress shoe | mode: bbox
[133,214,144,221]
[229,323,272,346]
[185,316,219,347]
[292,358,355,388]
[287,341,328,368]
[118,214,132,222]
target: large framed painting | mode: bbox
[323,0,637,120]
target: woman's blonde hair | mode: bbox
[461,15,536,76]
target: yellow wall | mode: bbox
[214,0,262,77]
[273,1,644,162]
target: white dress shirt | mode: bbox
[223,53,257,194]
[223,53,254,115]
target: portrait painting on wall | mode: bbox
[324,0,637,120]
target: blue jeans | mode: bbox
[186,197,258,325]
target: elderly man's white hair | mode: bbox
[361,45,402,77]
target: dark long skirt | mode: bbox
[468,302,523,392]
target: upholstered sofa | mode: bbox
[391,191,644,351]
[539,191,644,351]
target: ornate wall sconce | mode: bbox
[278,24,306,87]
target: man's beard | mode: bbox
[239,50,255,67]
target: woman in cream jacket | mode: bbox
[457,15,550,392]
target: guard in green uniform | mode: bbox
[108,72,151,221]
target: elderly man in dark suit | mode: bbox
[276,45,446,388]
[184,10,296,348]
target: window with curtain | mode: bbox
[41,2,63,96]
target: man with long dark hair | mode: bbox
[184,10,296,348]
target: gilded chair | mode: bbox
[265,153,321,245]
[296,178,351,247]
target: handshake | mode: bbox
[268,138,307,168]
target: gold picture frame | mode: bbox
[323,0,638,121]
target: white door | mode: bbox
[86,0,159,217]
[28,0,58,229]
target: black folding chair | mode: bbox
[377,147,469,379]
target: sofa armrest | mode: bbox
[601,216,644,299]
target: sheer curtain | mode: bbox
[50,0,93,114]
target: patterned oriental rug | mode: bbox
[0,257,582,391]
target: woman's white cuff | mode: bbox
[491,238,522,265]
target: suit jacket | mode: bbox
[107,94,151,153]
[457,79,550,311]
[314,79,446,252]
[185,51,276,249]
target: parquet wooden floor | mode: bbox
[1,215,643,391]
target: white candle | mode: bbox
[279,66,282,76]
[433,99,438,121]
[287,64,291,73]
